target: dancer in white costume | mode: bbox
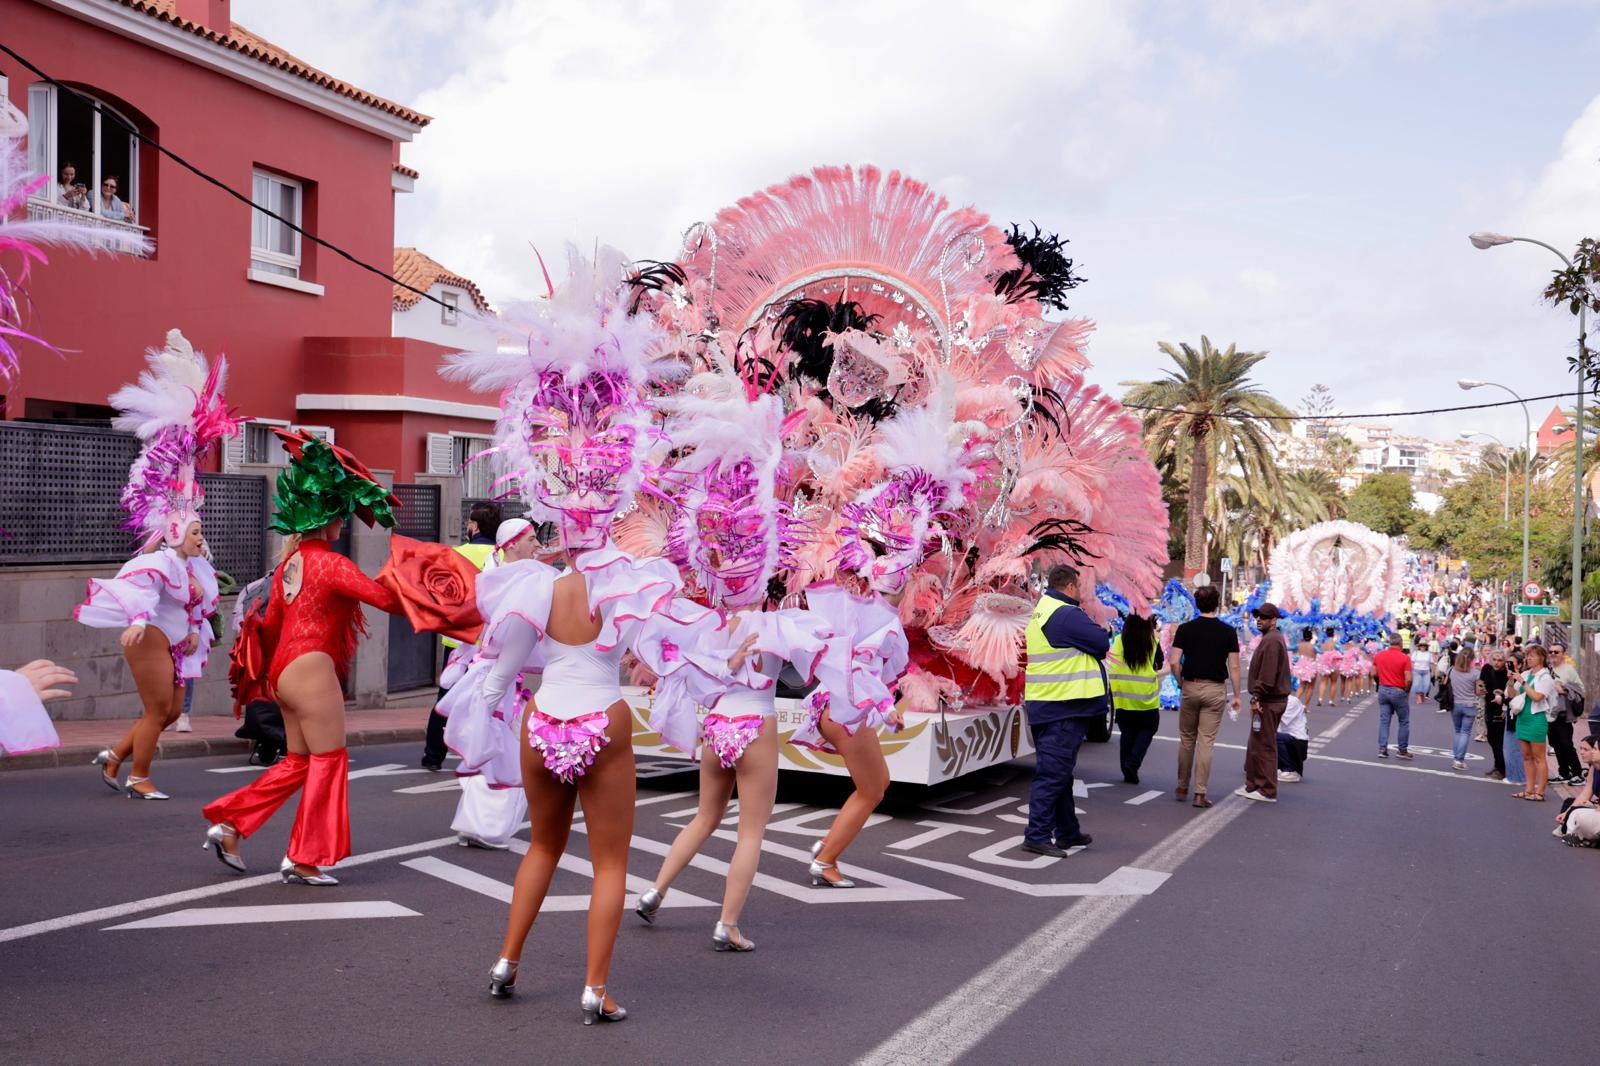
[0,661,73,755]
[444,518,540,849]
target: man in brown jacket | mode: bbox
[1238,603,1292,802]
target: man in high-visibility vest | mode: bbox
[1021,563,1110,858]
[421,502,502,771]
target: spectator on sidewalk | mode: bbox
[421,502,502,771]
[1372,633,1414,760]
[1277,690,1309,782]
[1481,648,1516,784]
[1510,643,1558,801]
[1172,583,1242,810]
[1555,735,1600,846]
[1238,603,1291,803]
[1411,639,1435,707]
[1548,643,1585,785]
[1446,649,1479,770]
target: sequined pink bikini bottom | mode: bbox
[526,709,611,784]
[701,713,766,769]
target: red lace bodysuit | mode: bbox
[264,539,402,688]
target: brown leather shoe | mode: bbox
[1192,794,1213,809]
[1174,789,1187,802]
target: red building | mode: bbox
[1535,404,1572,455]
[2,0,490,480]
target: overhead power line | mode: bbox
[1122,391,1582,422]
[0,40,451,311]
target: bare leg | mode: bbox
[721,720,779,928]
[124,633,180,791]
[814,712,889,881]
[651,749,736,895]
[499,741,578,961]
[574,702,635,1011]
[275,654,348,875]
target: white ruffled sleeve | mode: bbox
[806,585,909,733]
[0,671,60,755]
[74,553,182,631]
[178,557,221,680]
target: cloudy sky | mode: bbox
[237,0,1600,447]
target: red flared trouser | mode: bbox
[201,749,351,867]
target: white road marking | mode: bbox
[394,778,465,795]
[966,837,1084,868]
[854,796,1253,1066]
[106,901,419,930]
[765,807,892,837]
[918,793,1022,816]
[576,825,961,904]
[1147,734,1504,782]
[1126,790,1164,806]
[402,854,717,911]
[345,763,430,781]
[205,766,267,774]
[886,821,993,851]
[892,856,1168,898]
[0,790,695,945]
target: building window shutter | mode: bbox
[221,429,247,473]
[292,424,335,446]
[26,84,51,184]
[426,433,456,476]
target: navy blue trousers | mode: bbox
[1026,715,1089,845]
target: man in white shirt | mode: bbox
[1276,692,1309,782]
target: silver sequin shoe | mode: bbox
[489,957,517,999]
[123,775,169,801]
[279,856,338,886]
[712,921,754,952]
[204,823,246,873]
[581,985,626,1025]
[634,888,663,924]
[91,748,123,791]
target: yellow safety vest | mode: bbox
[441,541,496,649]
[1106,633,1160,711]
[1023,596,1108,703]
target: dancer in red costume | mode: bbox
[202,430,406,885]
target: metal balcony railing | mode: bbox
[26,197,153,257]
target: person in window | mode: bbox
[98,175,134,222]
[58,162,88,210]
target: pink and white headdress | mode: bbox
[442,246,681,549]
[657,370,809,607]
[833,379,984,594]
[111,329,240,549]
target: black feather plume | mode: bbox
[625,260,688,315]
[993,224,1085,312]
[770,297,900,420]
[1022,518,1100,561]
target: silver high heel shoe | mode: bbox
[279,855,338,886]
[581,985,626,1025]
[124,775,169,801]
[91,748,122,791]
[634,888,663,924]
[488,957,517,999]
[808,840,855,888]
[204,823,246,873]
[712,921,754,952]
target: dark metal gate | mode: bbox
[387,484,441,692]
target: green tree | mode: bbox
[1120,337,1292,574]
[1346,473,1419,537]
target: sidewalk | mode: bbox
[3,694,437,772]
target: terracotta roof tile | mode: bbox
[393,247,492,313]
[112,1,430,127]
[392,163,420,179]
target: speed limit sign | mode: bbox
[1523,581,1543,599]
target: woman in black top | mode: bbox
[1478,653,1510,780]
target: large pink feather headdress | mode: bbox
[442,246,683,544]
[112,329,241,548]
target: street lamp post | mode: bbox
[1470,232,1589,668]
[1461,430,1511,524]
[1459,379,1532,634]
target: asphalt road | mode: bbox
[2,693,1592,1066]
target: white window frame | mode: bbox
[25,83,142,222]
[440,290,460,326]
[250,168,303,279]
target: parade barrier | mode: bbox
[625,687,1035,785]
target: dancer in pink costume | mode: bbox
[630,371,833,950]
[76,331,237,799]
[441,247,734,1023]
[1338,643,1366,703]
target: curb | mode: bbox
[1,727,427,772]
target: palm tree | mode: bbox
[1121,337,1293,575]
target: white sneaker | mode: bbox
[175,714,193,733]
[1451,760,1465,770]
[1234,787,1277,803]
[1278,771,1301,782]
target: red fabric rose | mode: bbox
[378,535,484,643]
